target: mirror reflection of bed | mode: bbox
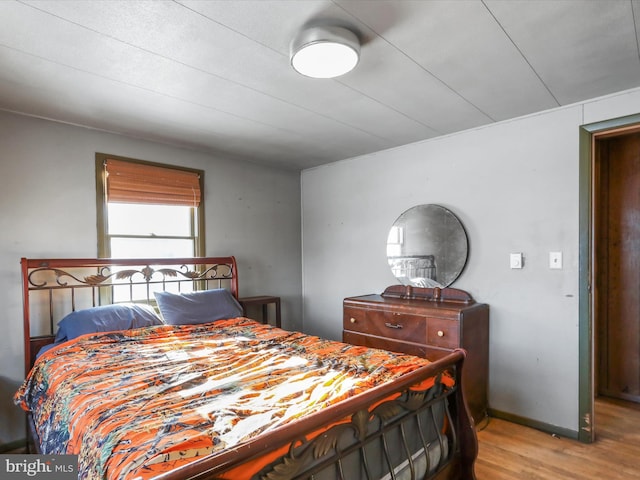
[388,254,442,288]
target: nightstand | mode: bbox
[239,295,281,328]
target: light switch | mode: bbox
[510,253,523,269]
[549,251,562,269]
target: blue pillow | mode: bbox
[54,303,163,343]
[154,289,243,325]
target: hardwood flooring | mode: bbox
[475,397,640,479]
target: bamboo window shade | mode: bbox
[105,159,201,207]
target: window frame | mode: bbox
[95,153,205,259]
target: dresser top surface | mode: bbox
[344,292,488,314]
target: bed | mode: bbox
[387,256,443,288]
[16,256,478,479]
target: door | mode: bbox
[595,131,640,403]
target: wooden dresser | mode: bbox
[343,285,489,424]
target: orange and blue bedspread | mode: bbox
[16,318,441,479]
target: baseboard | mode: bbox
[488,408,579,441]
[0,438,27,453]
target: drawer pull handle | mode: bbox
[437,330,445,337]
[385,322,403,329]
[350,318,357,324]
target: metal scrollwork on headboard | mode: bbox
[21,256,238,376]
[27,263,234,289]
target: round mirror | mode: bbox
[386,204,468,288]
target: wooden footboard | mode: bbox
[156,350,477,480]
[257,350,476,480]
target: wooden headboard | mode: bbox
[21,256,238,375]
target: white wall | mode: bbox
[301,87,640,435]
[0,111,302,446]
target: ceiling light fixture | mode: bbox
[290,26,360,79]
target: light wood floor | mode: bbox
[475,397,640,479]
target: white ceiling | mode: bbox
[1,0,639,170]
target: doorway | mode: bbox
[593,129,640,403]
[579,115,640,444]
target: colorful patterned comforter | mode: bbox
[15,318,441,479]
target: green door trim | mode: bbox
[578,112,640,443]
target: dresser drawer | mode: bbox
[342,331,453,362]
[343,331,427,358]
[344,307,368,331]
[344,307,426,344]
[426,318,459,349]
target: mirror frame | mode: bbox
[386,204,468,288]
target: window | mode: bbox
[96,153,205,259]
[386,225,403,257]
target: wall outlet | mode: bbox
[510,253,523,269]
[549,251,563,269]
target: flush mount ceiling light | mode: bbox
[290,26,360,78]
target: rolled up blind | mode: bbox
[105,158,201,206]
